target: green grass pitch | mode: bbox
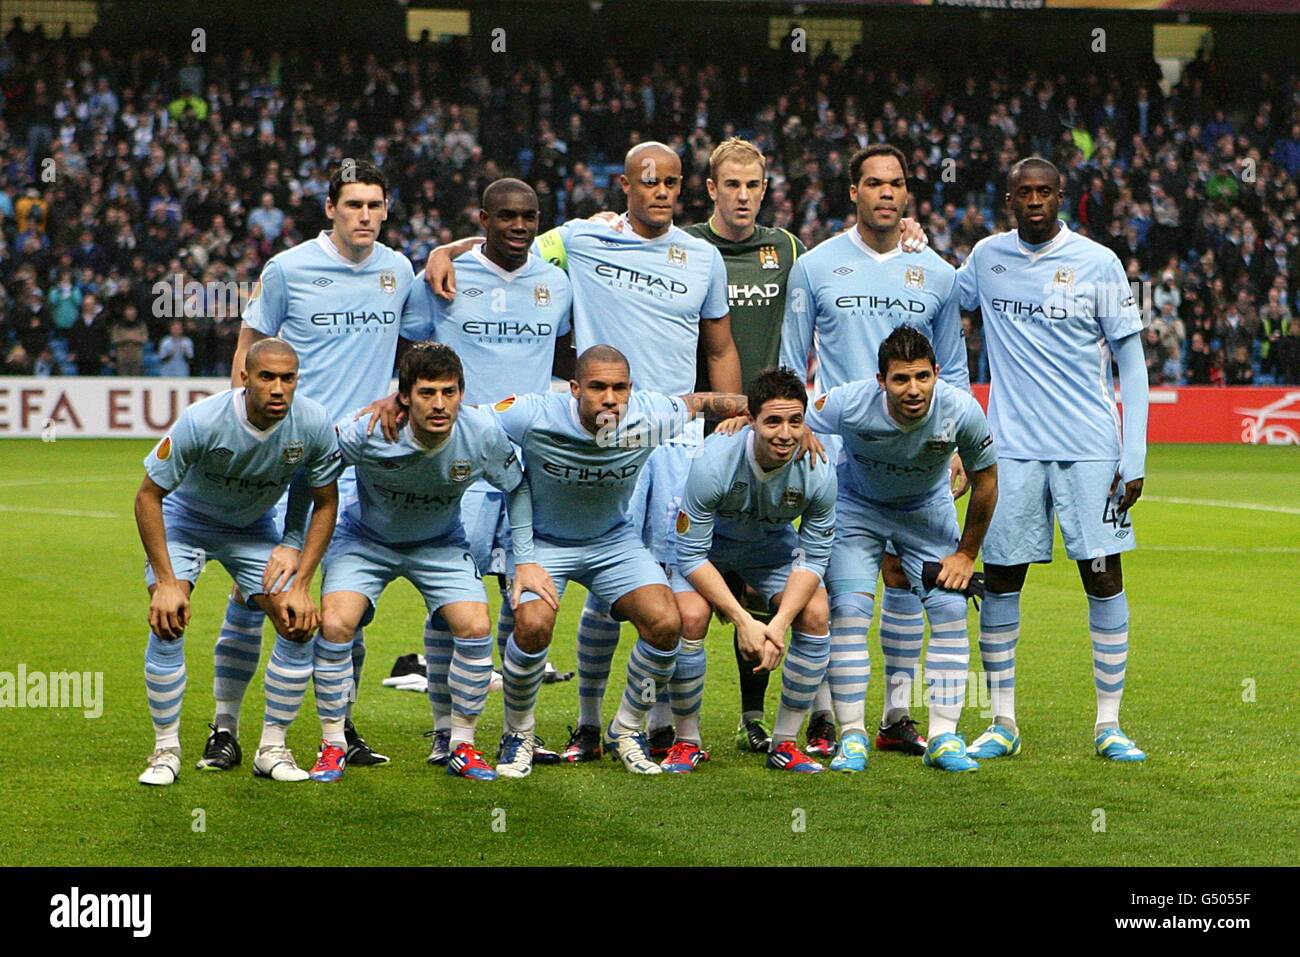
[1,440,1296,866]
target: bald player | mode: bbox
[424,142,743,764]
[134,339,341,786]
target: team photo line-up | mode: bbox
[135,136,1149,785]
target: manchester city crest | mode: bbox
[758,245,780,270]
[1054,267,1075,287]
[904,266,926,290]
[379,270,397,294]
[666,244,688,268]
[450,459,472,482]
[780,489,803,509]
[282,442,305,465]
[534,283,551,307]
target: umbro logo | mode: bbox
[462,288,483,298]
[833,266,854,276]
[212,447,233,457]
[991,264,1007,274]
[313,277,334,287]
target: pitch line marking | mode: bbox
[0,475,138,489]
[0,504,117,519]
[1142,495,1300,516]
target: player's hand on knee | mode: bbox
[795,429,827,467]
[424,247,457,300]
[900,217,929,253]
[358,391,405,442]
[149,582,190,640]
[936,552,975,592]
[714,415,747,436]
[272,587,319,642]
[262,545,300,595]
[949,453,969,499]
[512,562,557,611]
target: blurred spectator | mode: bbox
[157,320,194,377]
[1225,345,1255,385]
[66,295,109,375]
[110,303,149,376]
[1142,326,1165,386]
[1275,318,1300,384]
[1186,332,1214,385]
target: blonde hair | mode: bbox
[709,137,767,182]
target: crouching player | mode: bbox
[490,344,746,776]
[805,326,998,772]
[670,367,837,773]
[308,343,552,783]
[134,339,340,785]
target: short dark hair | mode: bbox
[575,344,629,381]
[877,325,936,376]
[747,366,807,417]
[1008,156,1062,191]
[482,177,537,212]
[399,342,464,396]
[849,144,909,185]
[328,158,388,206]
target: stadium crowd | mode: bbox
[1,18,1298,385]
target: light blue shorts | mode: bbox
[516,530,669,613]
[667,531,812,607]
[460,480,512,578]
[825,492,960,598]
[321,521,486,624]
[983,458,1136,565]
[269,467,357,533]
[145,500,280,605]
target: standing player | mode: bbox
[425,142,743,764]
[400,178,573,763]
[956,157,1150,763]
[134,339,340,785]
[668,367,837,773]
[488,345,747,776]
[780,144,969,767]
[306,343,552,783]
[199,160,423,773]
[804,327,998,772]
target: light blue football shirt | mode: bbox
[334,404,523,547]
[242,232,424,422]
[780,228,967,393]
[491,389,690,545]
[405,248,572,405]
[805,378,996,509]
[145,388,341,528]
[955,224,1144,462]
[675,428,838,578]
[533,214,729,398]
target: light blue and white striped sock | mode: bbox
[213,598,263,734]
[668,638,706,744]
[449,634,494,747]
[880,586,924,723]
[1089,591,1129,729]
[495,601,515,663]
[502,637,549,734]
[261,636,313,744]
[313,635,353,747]
[346,627,365,720]
[828,593,873,733]
[576,596,621,727]
[773,631,831,743]
[613,639,678,734]
[145,632,187,750]
[923,591,970,736]
[423,612,453,731]
[978,591,1020,728]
